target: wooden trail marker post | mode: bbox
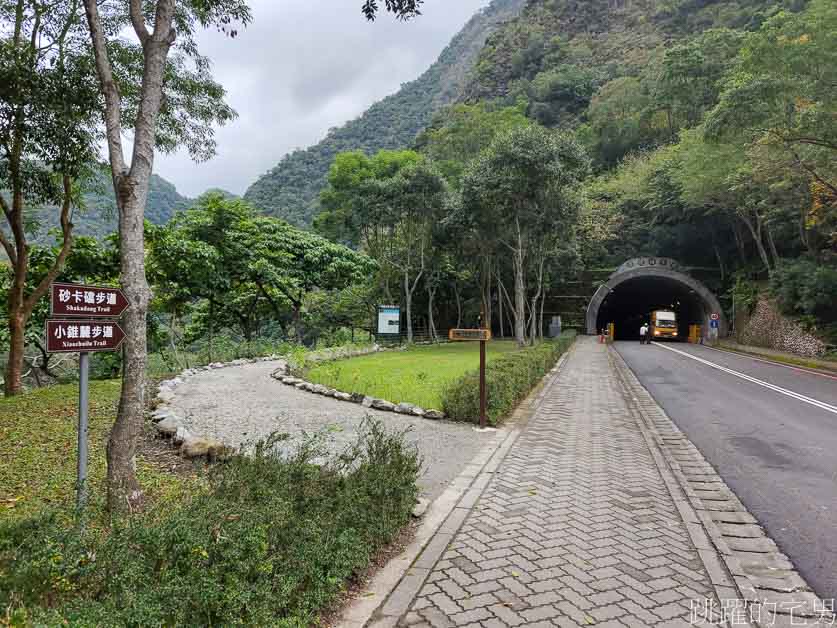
[448,326,492,429]
[47,283,129,510]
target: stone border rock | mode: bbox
[271,345,448,421]
[150,355,282,459]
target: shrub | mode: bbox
[0,420,420,627]
[441,331,576,425]
[770,258,837,325]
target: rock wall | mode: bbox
[738,297,826,358]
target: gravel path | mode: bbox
[169,360,493,502]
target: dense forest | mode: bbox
[242,0,526,227]
[311,0,835,345]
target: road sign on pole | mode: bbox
[449,327,492,428]
[710,312,720,321]
[46,283,130,512]
[449,328,492,341]
[46,319,126,353]
[50,282,130,318]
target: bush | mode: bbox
[0,420,420,627]
[770,258,837,325]
[441,331,576,425]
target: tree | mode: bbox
[379,160,446,342]
[460,125,589,346]
[83,0,424,512]
[0,0,100,395]
[705,0,837,198]
[1,234,119,387]
[150,194,375,347]
[416,102,530,188]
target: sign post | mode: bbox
[709,312,720,344]
[448,327,492,429]
[47,283,129,511]
[77,352,89,509]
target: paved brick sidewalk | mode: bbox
[397,337,722,627]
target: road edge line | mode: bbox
[702,344,837,381]
[608,345,833,627]
[651,342,837,415]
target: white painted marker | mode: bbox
[651,342,837,416]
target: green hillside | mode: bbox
[242,0,526,228]
[28,173,190,245]
[463,0,800,121]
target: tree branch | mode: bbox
[83,0,127,178]
[129,0,150,44]
[24,176,74,312]
[0,194,17,265]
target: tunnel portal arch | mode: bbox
[585,257,726,339]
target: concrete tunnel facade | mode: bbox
[585,257,727,340]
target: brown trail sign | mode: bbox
[47,282,131,511]
[448,328,492,429]
[46,319,126,353]
[50,282,130,318]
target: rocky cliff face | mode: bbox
[242,0,527,228]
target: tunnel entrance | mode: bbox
[585,257,726,340]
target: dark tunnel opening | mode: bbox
[595,276,709,341]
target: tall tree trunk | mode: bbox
[765,226,780,267]
[2,178,73,396]
[453,282,462,329]
[513,251,526,348]
[427,285,437,343]
[497,274,504,338]
[539,291,545,341]
[107,187,151,514]
[404,272,413,344]
[4,313,26,396]
[739,212,771,271]
[85,0,176,514]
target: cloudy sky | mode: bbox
[153,0,489,198]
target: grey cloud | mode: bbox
[154,0,488,197]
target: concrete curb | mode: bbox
[609,346,834,628]
[338,345,575,628]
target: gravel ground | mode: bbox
[169,360,493,502]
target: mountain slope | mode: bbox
[464,0,798,104]
[29,174,190,245]
[243,0,526,228]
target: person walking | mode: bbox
[639,322,649,344]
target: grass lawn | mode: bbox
[306,340,519,409]
[0,380,199,521]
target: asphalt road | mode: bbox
[614,340,837,600]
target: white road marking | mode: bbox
[700,344,837,381]
[651,342,837,416]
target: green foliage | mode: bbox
[770,258,837,324]
[306,340,518,409]
[416,101,531,187]
[316,149,421,246]
[26,173,191,245]
[0,379,192,521]
[242,0,526,227]
[0,235,120,383]
[149,193,376,343]
[0,421,420,626]
[731,277,762,316]
[442,331,576,425]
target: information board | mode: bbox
[377,305,401,335]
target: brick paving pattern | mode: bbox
[399,338,720,627]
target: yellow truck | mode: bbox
[651,310,679,340]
